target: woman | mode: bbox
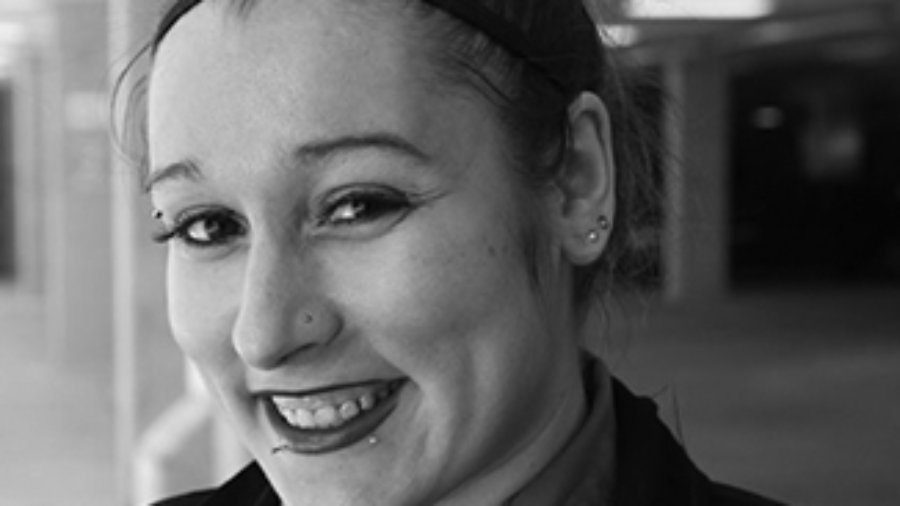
[128,0,785,504]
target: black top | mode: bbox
[154,370,785,506]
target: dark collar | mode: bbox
[610,379,713,506]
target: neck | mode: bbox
[435,350,590,506]
[512,357,617,506]
[582,360,617,505]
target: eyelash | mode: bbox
[152,208,246,248]
[152,186,416,248]
[316,186,415,228]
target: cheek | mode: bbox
[332,209,533,371]
[165,251,240,368]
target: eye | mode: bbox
[318,186,414,229]
[154,208,246,249]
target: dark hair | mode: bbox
[405,1,662,310]
[115,0,662,312]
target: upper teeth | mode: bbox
[272,383,394,430]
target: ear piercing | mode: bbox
[598,215,611,231]
[586,215,611,243]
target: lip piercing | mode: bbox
[368,436,379,446]
[151,209,164,220]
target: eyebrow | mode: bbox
[144,133,428,193]
[143,159,203,193]
[292,133,429,167]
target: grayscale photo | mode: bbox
[0,0,898,504]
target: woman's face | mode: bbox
[148,1,582,504]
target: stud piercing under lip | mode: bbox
[368,436,379,446]
[152,209,164,220]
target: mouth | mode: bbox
[262,378,407,455]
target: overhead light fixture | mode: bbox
[627,0,774,19]
[602,24,640,47]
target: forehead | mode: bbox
[153,0,420,81]
[147,0,440,169]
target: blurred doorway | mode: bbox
[0,82,13,280]
[730,36,900,287]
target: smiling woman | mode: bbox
[117,0,785,505]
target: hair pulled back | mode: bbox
[409,0,661,306]
[116,0,661,311]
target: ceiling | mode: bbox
[619,0,899,58]
[772,0,890,15]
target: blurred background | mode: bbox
[0,0,898,504]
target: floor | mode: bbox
[1,284,898,505]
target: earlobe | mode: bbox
[554,92,616,266]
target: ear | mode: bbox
[551,92,616,266]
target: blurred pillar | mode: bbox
[108,0,158,502]
[41,6,65,361]
[45,0,112,367]
[661,53,731,300]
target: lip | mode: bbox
[261,378,408,455]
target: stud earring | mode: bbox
[598,215,611,231]
[587,215,611,243]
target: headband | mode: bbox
[151,0,592,90]
[419,0,566,90]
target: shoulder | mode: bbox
[150,490,214,506]
[608,375,788,506]
[710,482,789,506]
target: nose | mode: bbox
[232,242,340,370]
